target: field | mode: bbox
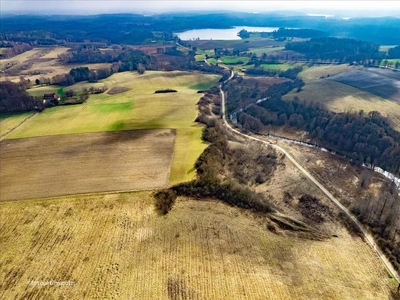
[0,47,110,82]
[0,112,33,137]
[0,129,175,201]
[0,191,395,299]
[261,63,303,71]
[6,71,219,184]
[381,59,400,66]
[298,64,359,82]
[282,65,400,130]
[191,39,285,51]
[379,45,397,53]
[330,68,400,103]
[248,46,285,55]
[220,56,250,64]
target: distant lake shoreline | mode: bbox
[175,26,281,41]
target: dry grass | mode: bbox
[283,79,400,130]
[41,47,70,59]
[0,192,395,299]
[299,65,361,82]
[0,129,175,201]
[0,47,110,82]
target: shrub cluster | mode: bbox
[154,189,177,215]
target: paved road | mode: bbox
[219,75,400,284]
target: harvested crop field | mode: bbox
[0,192,395,299]
[0,129,175,201]
[329,68,400,103]
[283,79,400,130]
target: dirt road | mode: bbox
[219,78,400,284]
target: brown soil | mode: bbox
[0,129,175,201]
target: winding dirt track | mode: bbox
[220,73,400,284]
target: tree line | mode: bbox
[285,37,382,64]
[236,94,400,176]
[0,81,43,113]
[272,28,326,39]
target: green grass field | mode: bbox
[248,46,285,55]
[7,71,220,184]
[261,63,303,71]
[207,58,218,65]
[27,85,62,97]
[195,54,205,61]
[380,58,400,66]
[220,56,250,64]
[0,112,34,137]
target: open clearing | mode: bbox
[329,68,400,103]
[261,63,303,71]
[248,46,285,55]
[0,112,33,137]
[8,71,219,184]
[0,47,110,82]
[0,192,394,299]
[0,129,175,201]
[283,65,400,130]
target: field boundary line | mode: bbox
[0,112,37,141]
[0,188,161,205]
[220,72,400,284]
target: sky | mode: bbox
[2,1,400,16]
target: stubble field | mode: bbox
[0,129,175,201]
[0,192,394,300]
[0,47,110,82]
[283,65,400,130]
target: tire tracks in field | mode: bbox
[219,72,400,284]
[0,112,37,141]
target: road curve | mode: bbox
[219,76,400,284]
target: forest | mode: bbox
[238,96,400,176]
[0,81,43,113]
[285,37,382,63]
[2,12,400,45]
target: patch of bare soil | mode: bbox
[0,129,175,201]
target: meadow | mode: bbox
[5,71,220,184]
[0,112,33,137]
[0,47,110,83]
[282,65,400,130]
[260,63,303,71]
[0,191,395,300]
[248,46,285,55]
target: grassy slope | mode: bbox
[0,47,110,83]
[261,63,303,71]
[0,192,394,300]
[282,65,400,130]
[8,71,220,184]
[0,112,33,137]
[248,46,285,54]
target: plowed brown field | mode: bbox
[0,129,175,201]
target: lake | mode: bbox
[175,26,281,41]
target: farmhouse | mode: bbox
[43,93,60,101]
